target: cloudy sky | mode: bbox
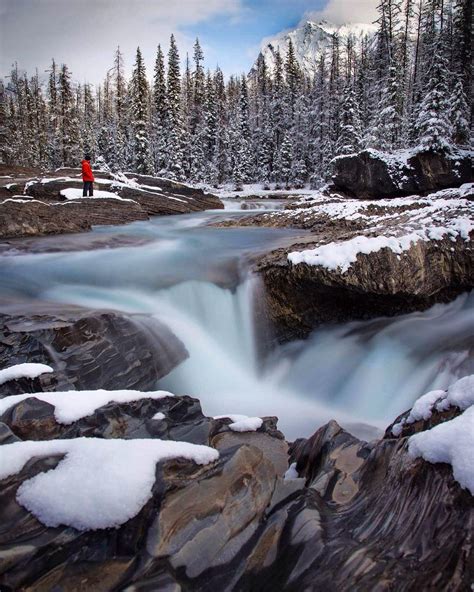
[0,0,377,84]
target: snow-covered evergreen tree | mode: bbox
[130,47,153,174]
[449,77,471,146]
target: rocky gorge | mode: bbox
[0,147,473,591]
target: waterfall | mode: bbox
[1,213,472,440]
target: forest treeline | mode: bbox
[1,0,471,188]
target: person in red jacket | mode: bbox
[81,154,94,196]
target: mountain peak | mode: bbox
[255,19,377,76]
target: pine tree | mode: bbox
[130,46,153,174]
[449,77,471,146]
[58,63,80,166]
[152,44,167,172]
[336,84,362,155]
[415,40,452,150]
[166,34,184,180]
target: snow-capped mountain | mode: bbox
[254,20,377,76]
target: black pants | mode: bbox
[83,181,94,197]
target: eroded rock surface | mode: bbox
[0,388,472,591]
[0,304,188,395]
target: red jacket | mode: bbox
[81,160,94,182]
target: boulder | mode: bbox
[0,305,188,395]
[258,233,474,340]
[331,148,473,199]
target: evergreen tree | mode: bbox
[130,46,153,174]
[336,84,362,155]
[58,63,79,166]
[166,34,184,180]
[449,77,471,146]
[415,40,452,150]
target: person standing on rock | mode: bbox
[81,155,94,197]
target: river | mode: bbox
[1,201,472,440]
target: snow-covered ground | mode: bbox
[283,184,473,272]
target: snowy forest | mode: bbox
[1,0,471,189]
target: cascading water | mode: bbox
[0,208,472,440]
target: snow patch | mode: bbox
[0,437,219,530]
[408,406,474,495]
[392,375,474,436]
[229,417,263,432]
[0,363,53,386]
[284,462,300,480]
[59,188,133,202]
[0,389,174,424]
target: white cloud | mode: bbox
[303,0,378,25]
[0,0,243,84]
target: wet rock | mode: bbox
[0,305,188,395]
[331,148,473,199]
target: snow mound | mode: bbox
[214,414,263,432]
[0,437,219,530]
[152,412,166,420]
[408,406,474,495]
[392,375,474,436]
[0,363,53,386]
[59,188,133,201]
[229,417,263,432]
[0,389,174,424]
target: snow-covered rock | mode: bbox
[0,389,174,425]
[0,363,53,386]
[331,148,473,199]
[0,437,219,530]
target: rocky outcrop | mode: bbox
[0,168,223,239]
[258,233,473,340]
[0,385,472,591]
[331,148,472,199]
[0,304,188,395]
[0,199,92,238]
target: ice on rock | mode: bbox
[0,389,174,424]
[0,363,54,386]
[408,406,474,495]
[0,437,219,530]
[152,412,166,420]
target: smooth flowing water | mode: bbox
[1,204,472,439]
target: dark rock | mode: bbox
[258,233,474,340]
[0,305,188,395]
[331,148,473,199]
[0,387,473,590]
